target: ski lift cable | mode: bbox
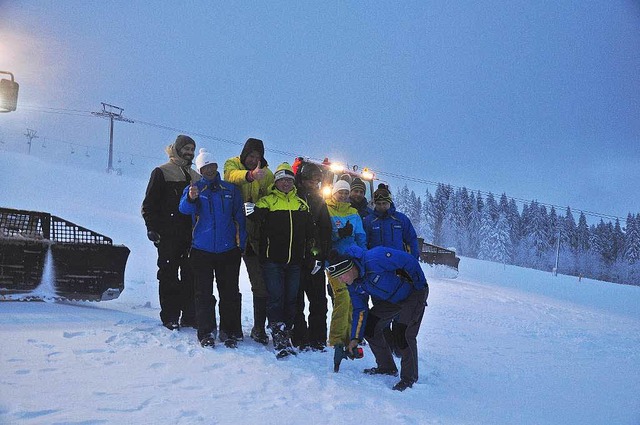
[17,105,629,224]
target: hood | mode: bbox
[240,138,269,168]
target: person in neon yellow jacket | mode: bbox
[223,138,274,344]
[245,162,317,358]
[325,179,366,357]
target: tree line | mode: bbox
[391,183,640,286]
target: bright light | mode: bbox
[361,168,374,180]
[322,186,332,198]
[329,162,344,173]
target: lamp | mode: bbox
[0,71,19,112]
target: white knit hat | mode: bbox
[195,148,217,173]
[332,179,351,195]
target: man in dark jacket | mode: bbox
[141,135,200,330]
[179,148,246,348]
[349,177,373,219]
[327,245,429,391]
[291,161,332,351]
[364,184,419,258]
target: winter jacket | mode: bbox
[141,145,200,239]
[363,204,419,258]
[350,197,373,219]
[250,185,315,264]
[344,245,428,341]
[223,155,274,253]
[296,184,332,262]
[325,198,366,255]
[223,156,274,203]
[178,172,246,254]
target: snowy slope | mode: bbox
[1,152,639,425]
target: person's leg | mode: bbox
[395,288,428,384]
[243,248,269,339]
[189,249,217,340]
[291,270,310,348]
[283,264,301,331]
[365,302,401,372]
[156,238,182,325]
[261,260,285,327]
[216,248,243,340]
[327,272,352,347]
[177,238,196,326]
[306,269,328,348]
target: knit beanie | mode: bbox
[174,135,196,153]
[326,249,354,278]
[373,184,392,203]
[195,148,217,173]
[274,162,295,182]
[351,178,366,194]
[332,179,351,195]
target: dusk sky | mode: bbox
[1,1,638,223]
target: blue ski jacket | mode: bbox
[363,204,419,259]
[179,172,247,254]
[344,245,427,341]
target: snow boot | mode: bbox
[250,296,269,345]
[219,330,238,348]
[271,322,296,359]
[392,379,415,392]
[363,366,399,376]
[199,334,216,348]
[163,320,179,331]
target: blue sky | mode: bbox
[1,1,638,222]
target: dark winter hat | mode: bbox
[174,135,196,152]
[351,178,366,194]
[326,250,354,279]
[240,137,268,167]
[373,183,392,203]
[298,162,323,181]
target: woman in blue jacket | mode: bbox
[327,245,429,392]
[179,149,246,348]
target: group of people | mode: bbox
[141,135,429,391]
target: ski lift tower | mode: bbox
[91,103,134,173]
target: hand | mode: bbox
[147,230,161,247]
[243,202,256,216]
[347,339,359,356]
[311,260,323,275]
[337,220,353,238]
[251,161,266,181]
[188,183,199,200]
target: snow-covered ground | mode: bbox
[1,152,639,425]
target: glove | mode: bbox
[243,202,255,216]
[147,230,161,247]
[337,220,353,238]
[311,260,323,275]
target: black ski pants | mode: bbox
[292,263,328,347]
[190,247,242,340]
[156,235,195,324]
[365,286,429,383]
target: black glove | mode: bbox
[147,230,161,247]
[337,220,353,238]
